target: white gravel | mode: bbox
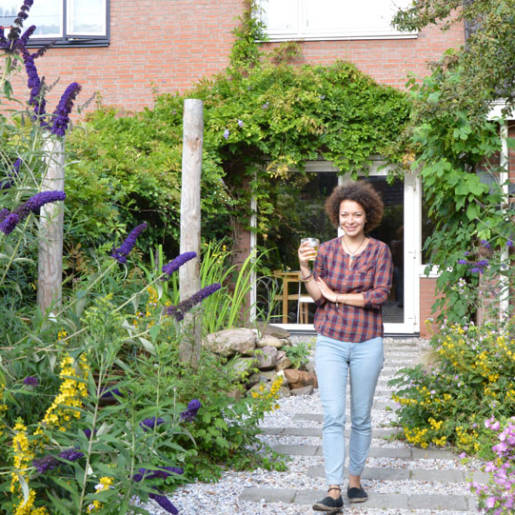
[140,337,484,514]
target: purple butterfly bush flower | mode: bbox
[469,267,482,274]
[50,82,82,137]
[21,46,47,121]
[111,222,147,263]
[165,283,221,321]
[140,416,165,431]
[4,1,34,50]
[100,387,123,399]
[476,259,489,267]
[33,455,59,474]
[180,399,201,422]
[0,213,20,235]
[133,466,183,482]
[0,158,22,190]
[59,448,84,461]
[23,376,39,386]
[507,239,513,248]
[0,208,10,222]
[480,239,491,249]
[457,259,468,265]
[162,251,197,278]
[149,493,178,514]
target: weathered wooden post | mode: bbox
[38,135,64,313]
[179,99,203,367]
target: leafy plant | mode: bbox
[284,340,313,369]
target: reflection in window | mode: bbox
[0,0,108,45]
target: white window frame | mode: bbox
[0,0,109,47]
[258,0,417,42]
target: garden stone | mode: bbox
[256,322,291,339]
[228,357,258,379]
[277,386,291,398]
[255,346,278,370]
[204,328,256,357]
[284,369,317,389]
[275,354,293,371]
[290,385,314,396]
[256,335,284,349]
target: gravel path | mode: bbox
[142,337,485,514]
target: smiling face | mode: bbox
[339,200,366,238]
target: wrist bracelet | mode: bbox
[300,272,313,282]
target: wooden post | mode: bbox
[38,135,65,313]
[179,99,203,367]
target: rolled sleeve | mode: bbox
[363,244,393,309]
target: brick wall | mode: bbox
[420,277,440,338]
[6,0,464,114]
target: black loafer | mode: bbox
[347,485,368,503]
[312,494,343,512]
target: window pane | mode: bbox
[0,1,19,28]
[259,0,299,36]
[67,0,106,36]
[31,0,63,38]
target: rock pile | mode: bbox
[203,324,317,398]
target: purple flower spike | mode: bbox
[140,416,165,431]
[21,191,66,216]
[180,399,201,422]
[59,449,84,461]
[33,455,59,474]
[133,466,184,482]
[149,493,178,514]
[469,267,482,274]
[162,251,197,278]
[50,82,81,137]
[0,213,20,235]
[480,239,491,249]
[0,158,22,190]
[111,222,147,264]
[23,376,39,386]
[476,259,489,267]
[165,283,221,321]
[507,239,513,248]
[223,129,230,139]
[457,259,468,265]
[0,208,9,222]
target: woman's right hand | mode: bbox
[298,241,316,267]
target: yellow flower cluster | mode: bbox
[428,417,443,431]
[404,426,429,448]
[87,476,114,513]
[392,394,418,406]
[251,376,283,410]
[35,354,89,435]
[9,420,49,514]
[456,425,479,453]
[432,435,447,447]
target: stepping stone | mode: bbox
[271,444,412,458]
[260,426,401,438]
[239,488,476,511]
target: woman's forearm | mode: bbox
[300,267,323,301]
[336,293,366,307]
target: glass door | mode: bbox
[252,163,421,334]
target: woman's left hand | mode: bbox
[316,277,339,303]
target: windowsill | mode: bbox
[26,38,109,48]
[260,33,418,43]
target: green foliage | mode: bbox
[390,319,514,458]
[65,60,410,272]
[284,340,313,369]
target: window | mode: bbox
[0,0,109,47]
[258,0,417,41]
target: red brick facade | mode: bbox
[8,0,465,113]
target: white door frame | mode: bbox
[250,161,422,335]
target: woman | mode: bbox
[298,181,393,512]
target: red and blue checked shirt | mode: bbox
[313,236,393,343]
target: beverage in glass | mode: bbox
[301,237,320,261]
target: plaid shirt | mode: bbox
[313,236,393,343]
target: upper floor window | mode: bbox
[258,0,417,41]
[0,0,109,47]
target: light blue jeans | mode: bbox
[315,334,384,484]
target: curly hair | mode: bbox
[325,181,384,233]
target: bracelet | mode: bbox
[300,272,313,282]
